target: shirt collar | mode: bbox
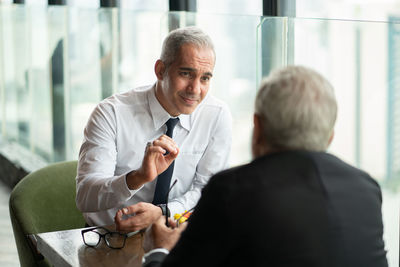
[178,114,191,131]
[148,84,192,132]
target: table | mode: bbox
[30,226,144,267]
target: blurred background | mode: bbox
[0,0,399,266]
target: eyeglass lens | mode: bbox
[83,229,126,249]
[83,231,101,247]
[105,232,126,248]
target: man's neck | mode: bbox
[154,82,180,117]
[253,144,286,159]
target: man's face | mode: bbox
[156,43,215,116]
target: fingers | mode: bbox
[154,215,187,232]
[177,221,188,232]
[115,203,162,232]
[121,202,144,216]
[139,135,180,183]
[154,214,169,227]
[114,203,146,231]
[152,219,186,251]
[115,209,123,224]
[115,209,130,231]
[115,212,148,232]
[116,216,142,232]
[167,217,177,228]
[146,143,167,155]
[165,145,179,158]
[150,135,179,155]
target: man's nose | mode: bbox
[187,78,201,95]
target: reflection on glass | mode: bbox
[1,5,18,144]
[68,8,102,160]
[195,12,260,165]
[30,5,52,161]
[0,6,399,266]
[258,16,400,184]
[1,7,399,184]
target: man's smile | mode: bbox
[179,94,199,105]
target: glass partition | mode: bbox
[30,5,53,161]
[194,12,261,166]
[258,16,400,267]
[0,5,398,266]
[1,5,28,149]
[258,17,399,184]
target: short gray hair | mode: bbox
[160,26,215,68]
[255,65,337,151]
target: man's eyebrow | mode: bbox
[179,67,195,72]
[179,67,213,77]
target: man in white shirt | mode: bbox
[75,27,232,231]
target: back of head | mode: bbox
[255,65,337,151]
[160,26,215,68]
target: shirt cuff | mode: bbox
[165,201,184,219]
[142,248,169,265]
[112,173,143,199]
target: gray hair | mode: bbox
[255,65,337,151]
[160,26,215,68]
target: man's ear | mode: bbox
[253,114,263,144]
[252,114,265,158]
[327,130,334,146]
[154,60,165,80]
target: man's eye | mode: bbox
[201,76,211,82]
[180,72,190,77]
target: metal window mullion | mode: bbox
[263,0,296,17]
[100,0,120,8]
[48,0,66,5]
[263,0,278,16]
[261,0,295,77]
[169,0,196,12]
[168,0,197,31]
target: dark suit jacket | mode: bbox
[144,151,388,267]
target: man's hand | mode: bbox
[143,216,188,252]
[115,202,162,232]
[126,135,179,190]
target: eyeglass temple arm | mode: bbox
[165,179,178,227]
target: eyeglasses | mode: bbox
[81,226,135,249]
[165,179,178,227]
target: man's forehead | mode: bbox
[173,45,215,72]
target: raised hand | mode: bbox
[126,134,179,190]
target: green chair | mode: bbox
[9,160,86,267]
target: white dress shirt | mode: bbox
[76,84,232,226]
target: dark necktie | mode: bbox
[152,118,179,205]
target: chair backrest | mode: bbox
[9,160,86,267]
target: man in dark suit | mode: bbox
[141,65,388,267]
